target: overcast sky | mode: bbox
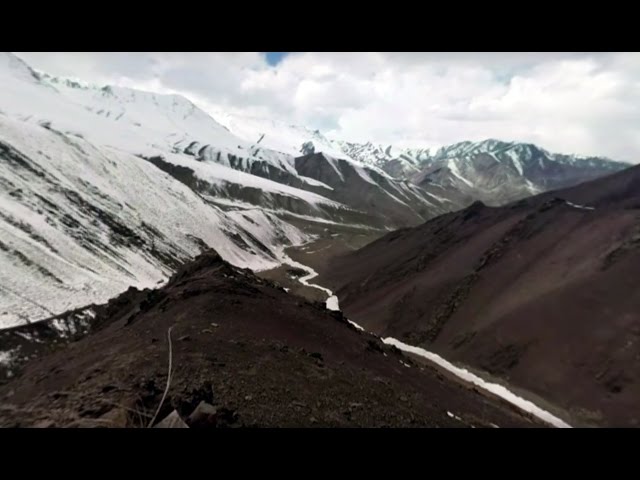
[16,52,640,163]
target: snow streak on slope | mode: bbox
[297,175,334,191]
[159,151,343,209]
[446,159,474,188]
[566,201,595,211]
[504,148,524,175]
[322,154,346,182]
[382,338,572,428]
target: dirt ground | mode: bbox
[0,251,545,428]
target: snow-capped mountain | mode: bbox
[330,140,431,178]
[0,52,457,327]
[331,138,629,205]
[0,51,631,327]
[27,62,453,225]
[429,139,623,178]
[203,109,456,221]
[412,139,629,205]
[187,107,629,208]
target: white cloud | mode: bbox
[16,52,640,162]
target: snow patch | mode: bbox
[566,201,595,211]
[14,331,41,342]
[348,320,365,331]
[326,295,340,311]
[525,179,542,193]
[273,210,380,231]
[0,349,17,366]
[424,190,450,204]
[447,411,463,422]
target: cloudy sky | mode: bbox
[16,52,640,162]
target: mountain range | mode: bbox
[0,51,637,428]
[1,51,624,328]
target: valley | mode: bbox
[319,166,640,427]
[260,235,574,428]
[1,51,638,428]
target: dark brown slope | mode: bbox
[0,251,541,428]
[535,159,640,209]
[321,164,640,427]
[294,153,456,228]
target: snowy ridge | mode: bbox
[1,53,336,196]
[2,53,432,218]
[429,139,628,178]
[332,140,427,175]
[332,136,629,206]
[209,110,410,189]
[159,151,343,209]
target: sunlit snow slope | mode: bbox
[0,114,314,327]
[0,53,352,327]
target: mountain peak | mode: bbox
[0,52,40,83]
